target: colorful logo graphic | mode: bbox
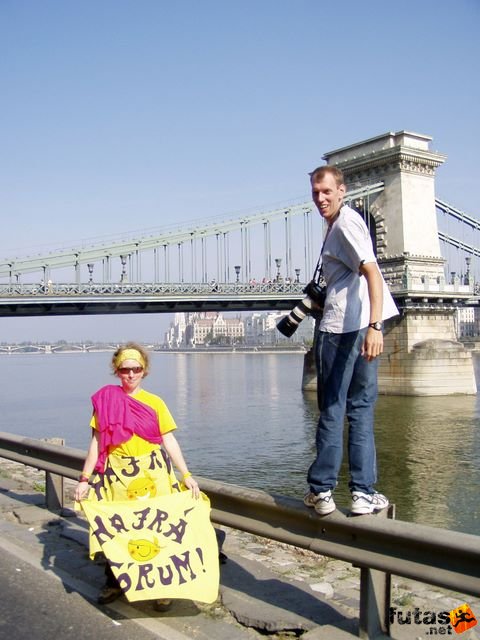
[450,604,478,634]
[128,536,164,561]
[126,472,157,500]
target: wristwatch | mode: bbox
[368,321,383,331]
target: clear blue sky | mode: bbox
[1,0,479,341]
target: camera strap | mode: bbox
[312,232,329,285]
[312,258,323,285]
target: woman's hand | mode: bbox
[183,475,200,499]
[74,480,90,502]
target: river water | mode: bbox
[1,351,479,535]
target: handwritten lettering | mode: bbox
[113,550,201,594]
[91,514,115,545]
[94,507,188,544]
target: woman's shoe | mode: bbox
[97,584,122,604]
[154,598,172,612]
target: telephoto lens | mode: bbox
[276,297,316,337]
[276,280,326,338]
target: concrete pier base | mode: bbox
[302,347,317,393]
[301,311,477,397]
[380,310,477,396]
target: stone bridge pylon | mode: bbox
[308,130,476,396]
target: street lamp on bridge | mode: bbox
[275,258,282,282]
[120,255,128,283]
[465,256,472,286]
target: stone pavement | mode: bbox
[0,458,479,640]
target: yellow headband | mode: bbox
[114,348,146,369]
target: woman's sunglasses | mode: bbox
[118,366,143,375]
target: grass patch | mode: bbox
[394,591,416,607]
[33,481,46,493]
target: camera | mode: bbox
[276,280,326,337]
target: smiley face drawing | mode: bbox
[126,472,157,500]
[128,536,164,562]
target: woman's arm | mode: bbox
[162,431,200,498]
[74,429,100,501]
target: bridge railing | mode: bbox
[0,281,306,297]
[0,431,479,638]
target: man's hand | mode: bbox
[362,327,383,361]
[359,261,384,361]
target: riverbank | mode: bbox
[1,457,478,639]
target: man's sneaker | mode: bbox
[304,490,336,515]
[351,491,389,515]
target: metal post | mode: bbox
[45,471,64,511]
[136,247,141,282]
[201,236,206,283]
[244,225,251,282]
[263,221,270,281]
[285,211,292,280]
[304,211,310,280]
[154,248,159,282]
[163,245,169,283]
[190,235,194,283]
[104,255,111,282]
[224,232,229,283]
[44,436,65,511]
[358,506,393,638]
[178,243,183,282]
[240,223,245,279]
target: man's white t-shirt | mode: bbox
[319,205,398,334]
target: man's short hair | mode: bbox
[309,165,344,186]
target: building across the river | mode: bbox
[164,311,314,348]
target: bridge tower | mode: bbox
[316,131,476,395]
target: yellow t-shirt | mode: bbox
[90,388,177,458]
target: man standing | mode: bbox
[304,166,398,516]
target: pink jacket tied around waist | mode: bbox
[91,384,162,472]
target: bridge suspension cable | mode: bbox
[435,198,480,230]
[0,183,385,280]
[438,231,480,257]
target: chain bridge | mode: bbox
[0,181,380,317]
[2,130,480,395]
[0,157,478,319]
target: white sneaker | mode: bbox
[304,490,336,515]
[351,491,389,515]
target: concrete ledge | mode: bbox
[220,552,356,635]
[302,623,364,639]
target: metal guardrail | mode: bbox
[0,431,479,638]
